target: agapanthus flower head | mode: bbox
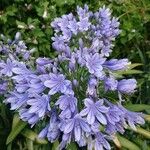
[0,5,145,150]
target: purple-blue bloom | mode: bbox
[106,104,122,125]
[88,132,111,150]
[44,73,74,95]
[0,5,146,150]
[55,95,77,119]
[19,108,39,127]
[27,75,46,94]
[80,98,108,125]
[62,114,91,142]
[106,121,125,134]
[68,19,78,35]
[77,4,90,19]
[103,59,130,71]
[78,17,91,31]
[0,81,8,94]
[117,79,137,94]
[85,53,106,78]
[6,92,29,110]
[104,76,118,91]
[118,104,145,130]
[0,59,15,77]
[38,109,60,142]
[27,94,51,118]
[36,57,52,66]
[86,76,97,96]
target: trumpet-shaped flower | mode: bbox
[80,98,108,125]
[44,73,74,95]
[85,53,106,78]
[55,95,77,118]
[27,94,51,118]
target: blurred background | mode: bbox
[0,0,150,149]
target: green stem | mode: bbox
[117,134,140,150]
[26,139,33,150]
[131,127,150,139]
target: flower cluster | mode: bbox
[0,32,35,94]
[0,5,145,150]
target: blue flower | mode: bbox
[87,132,111,150]
[38,109,60,142]
[78,17,91,31]
[27,94,51,118]
[80,98,108,125]
[44,73,74,95]
[86,77,97,96]
[105,104,125,134]
[55,95,77,119]
[103,59,130,71]
[52,35,67,52]
[12,62,33,75]
[68,19,78,35]
[85,53,106,78]
[104,76,118,91]
[6,91,29,110]
[19,108,39,127]
[117,79,137,94]
[0,59,15,77]
[0,81,7,94]
[12,74,30,93]
[106,121,125,134]
[106,105,122,125]
[62,114,91,142]
[94,132,111,150]
[36,57,52,66]
[28,75,46,94]
[118,104,145,130]
[77,4,90,19]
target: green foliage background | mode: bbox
[0,0,150,149]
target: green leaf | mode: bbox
[6,120,27,144]
[21,129,48,144]
[125,104,150,112]
[116,69,143,75]
[6,5,17,16]
[12,114,20,130]
[66,142,77,150]
[55,0,75,7]
[52,140,59,150]
[128,63,143,69]
[117,134,140,150]
[16,20,27,29]
[144,115,150,122]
